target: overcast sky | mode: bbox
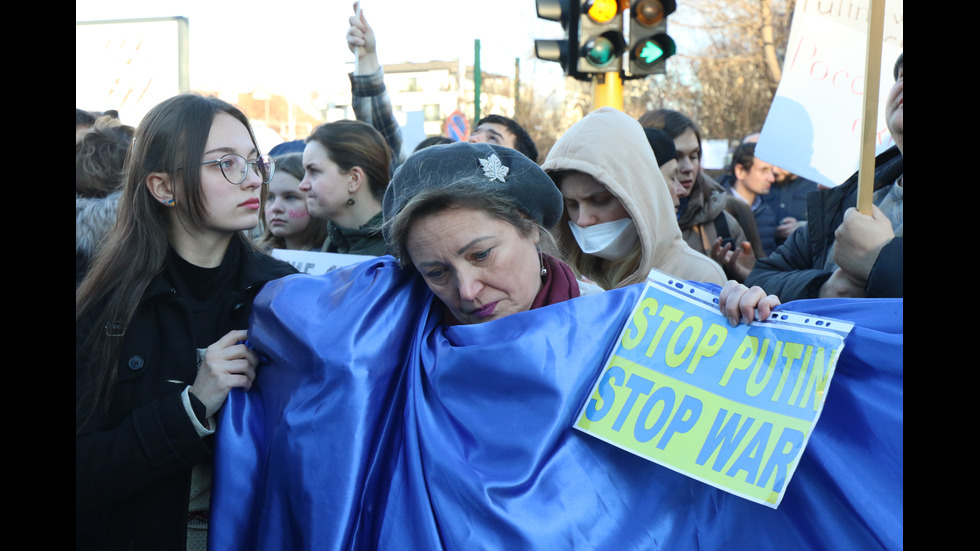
[77,0,569,96]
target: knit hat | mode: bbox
[382,141,563,243]
[643,127,677,168]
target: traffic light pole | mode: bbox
[474,39,482,125]
[592,71,623,110]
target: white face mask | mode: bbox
[568,218,639,261]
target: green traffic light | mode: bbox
[632,34,675,69]
[639,41,664,64]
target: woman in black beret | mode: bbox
[383,141,598,325]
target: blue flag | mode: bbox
[210,256,902,550]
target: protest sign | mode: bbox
[794,0,903,43]
[575,269,853,508]
[270,249,376,275]
[756,0,902,188]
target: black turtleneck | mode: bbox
[164,240,242,349]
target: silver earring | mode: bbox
[540,267,548,277]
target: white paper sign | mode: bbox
[756,1,903,188]
[271,249,377,275]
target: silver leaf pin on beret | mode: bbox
[479,153,509,183]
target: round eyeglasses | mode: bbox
[201,153,276,185]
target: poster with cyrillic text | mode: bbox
[755,0,903,187]
[575,270,853,508]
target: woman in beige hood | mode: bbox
[542,107,726,289]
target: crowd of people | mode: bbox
[75,2,902,546]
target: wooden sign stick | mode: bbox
[856,0,886,215]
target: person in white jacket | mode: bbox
[542,107,726,290]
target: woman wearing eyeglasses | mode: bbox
[75,93,297,550]
[299,119,391,256]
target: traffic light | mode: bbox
[536,0,675,81]
[535,0,581,79]
[577,0,626,75]
[628,0,676,76]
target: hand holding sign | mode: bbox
[349,1,379,75]
[718,281,781,328]
[833,204,895,282]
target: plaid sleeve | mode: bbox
[350,68,404,168]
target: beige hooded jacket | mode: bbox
[542,107,726,288]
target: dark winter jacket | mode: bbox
[745,146,903,301]
[762,175,819,248]
[751,196,779,256]
[76,237,297,550]
[321,211,388,256]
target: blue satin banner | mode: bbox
[210,256,903,551]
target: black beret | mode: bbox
[382,141,563,243]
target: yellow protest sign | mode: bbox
[575,270,853,508]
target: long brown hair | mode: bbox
[306,119,391,202]
[638,109,712,205]
[76,93,261,431]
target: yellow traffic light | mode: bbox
[585,0,620,24]
[578,0,625,73]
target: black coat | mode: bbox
[745,146,903,301]
[76,238,297,550]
